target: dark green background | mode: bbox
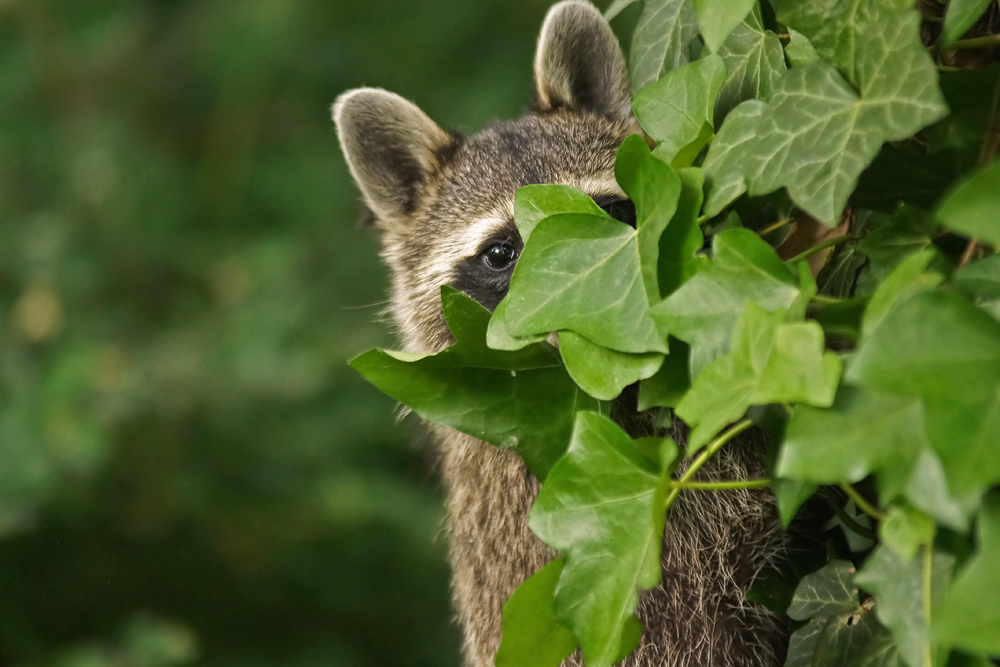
[0,1,638,665]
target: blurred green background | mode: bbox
[0,0,597,665]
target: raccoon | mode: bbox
[334,2,787,665]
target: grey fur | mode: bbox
[334,2,788,665]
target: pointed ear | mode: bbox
[333,88,453,223]
[534,0,632,120]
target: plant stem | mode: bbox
[923,543,934,667]
[787,235,854,265]
[947,34,1000,50]
[959,238,982,268]
[759,217,792,236]
[809,294,845,306]
[696,213,710,226]
[839,482,888,522]
[663,419,753,512]
[670,478,771,491]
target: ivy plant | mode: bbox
[352,0,1000,665]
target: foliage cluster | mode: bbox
[354,0,1000,665]
[0,0,570,665]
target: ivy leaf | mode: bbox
[657,167,710,297]
[785,28,819,67]
[632,55,727,166]
[940,0,994,49]
[496,558,578,667]
[879,504,936,563]
[778,384,927,487]
[529,412,674,667]
[953,255,1000,299]
[785,619,827,667]
[851,629,905,667]
[714,3,786,119]
[860,249,943,343]
[637,338,691,410]
[852,143,967,214]
[676,304,841,452]
[614,134,684,302]
[652,228,801,377]
[935,158,1000,246]
[848,290,1000,496]
[558,331,664,401]
[788,560,861,620]
[691,0,755,53]
[935,494,1000,654]
[352,289,600,479]
[494,213,667,354]
[732,0,948,225]
[702,100,767,216]
[901,448,981,533]
[514,184,606,244]
[856,545,955,667]
[629,0,700,94]
[855,207,936,295]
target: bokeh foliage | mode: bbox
[0,0,566,664]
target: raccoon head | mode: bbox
[334,0,637,353]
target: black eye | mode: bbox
[594,196,637,228]
[481,242,519,271]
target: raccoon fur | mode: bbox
[333,2,788,665]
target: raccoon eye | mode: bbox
[594,195,637,228]
[481,242,519,271]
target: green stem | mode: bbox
[786,235,854,265]
[922,543,934,667]
[947,34,1000,50]
[663,419,753,512]
[809,294,845,306]
[670,478,771,491]
[696,213,710,225]
[839,482,888,522]
[759,217,792,236]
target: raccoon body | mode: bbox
[334,2,787,665]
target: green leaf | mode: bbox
[632,55,727,166]
[514,184,606,244]
[701,99,767,216]
[935,158,1000,246]
[901,448,981,533]
[850,629,905,667]
[496,558,578,667]
[714,3,786,119]
[691,0,755,53]
[779,384,926,486]
[658,167,709,297]
[788,560,861,620]
[935,494,1000,654]
[676,304,841,452]
[630,0,700,94]
[637,338,691,410]
[614,135,684,302]
[493,213,667,354]
[879,504,936,563]
[352,289,599,479]
[852,144,968,214]
[849,290,1000,497]
[855,207,936,294]
[860,249,943,343]
[731,0,948,225]
[940,0,994,48]
[652,228,801,376]
[558,331,664,401]
[529,412,672,667]
[856,545,955,667]
[953,255,1000,299]
[785,619,827,667]
[785,28,819,67]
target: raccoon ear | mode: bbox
[333,88,452,223]
[533,0,632,120]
